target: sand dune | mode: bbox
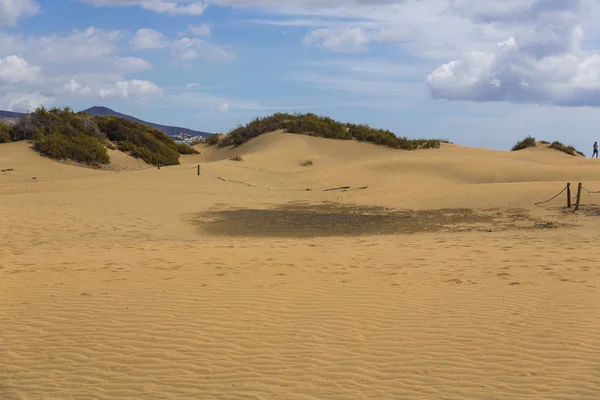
[2,133,600,399]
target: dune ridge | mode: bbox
[2,131,600,399]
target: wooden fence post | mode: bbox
[157,163,160,170]
[575,182,582,210]
[567,182,571,208]
[197,165,200,176]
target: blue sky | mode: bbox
[2,0,600,152]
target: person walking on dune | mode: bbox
[594,142,599,159]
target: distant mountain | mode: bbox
[0,106,213,139]
[0,110,25,119]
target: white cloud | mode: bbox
[186,82,200,88]
[181,23,211,36]
[98,79,162,99]
[202,44,235,61]
[1,91,53,112]
[303,27,369,53]
[131,28,168,49]
[172,37,203,60]
[63,79,92,96]
[35,27,122,65]
[115,56,153,72]
[0,27,162,108]
[426,0,600,107]
[0,0,40,25]
[82,0,207,15]
[0,55,41,84]
[171,37,234,61]
[218,102,230,112]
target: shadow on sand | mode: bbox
[189,202,514,238]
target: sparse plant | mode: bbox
[300,160,313,167]
[105,141,117,150]
[511,136,536,151]
[230,155,243,161]
[548,141,583,157]
[203,134,224,146]
[539,140,550,145]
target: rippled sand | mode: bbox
[2,134,600,399]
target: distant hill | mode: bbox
[0,106,213,139]
[0,110,25,119]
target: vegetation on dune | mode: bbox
[34,132,110,166]
[229,155,243,161]
[213,113,449,150]
[0,121,13,143]
[300,160,313,167]
[93,116,199,166]
[549,141,585,157]
[511,136,536,151]
[1,106,198,167]
[511,136,584,157]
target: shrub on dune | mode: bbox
[549,141,584,157]
[0,121,13,143]
[6,106,197,167]
[213,113,445,150]
[33,132,110,166]
[93,116,198,165]
[511,136,536,151]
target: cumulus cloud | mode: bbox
[98,79,162,99]
[63,79,93,96]
[0,26,162,110]
[217,102,230,112]
[0,0,40,25]
[82,0,207,15]
[1,91,53,112]
[172,37,204,60]
[426,0,600,106]
[0,55,41,84]
[131,28,168,49]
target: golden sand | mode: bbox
[2,133,600,399]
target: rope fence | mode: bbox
[146,163,368,193]
[536,182,600,210]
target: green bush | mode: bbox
[93,116,196,165]
[175,142,200,155]
[511,136,536,151]
[549,141,583,157]
[213,113,444,150]
[0,122,13,143]
[6,106,196,167]
[33,132,109,166]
